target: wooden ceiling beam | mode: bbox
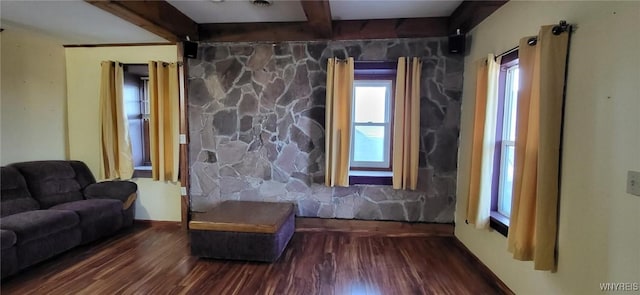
[84,1,507,43]
[448,0,508,34]
[199,22,316,43]
[300,0,333,38]
[199,17,449,42]
[85,0,199,42]
[333,17,448,40]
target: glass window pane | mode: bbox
[498,145,515,217]
[353,125,386,162]
[508,67,519,140]
[354,86,387,123]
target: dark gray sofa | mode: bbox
[0,160,137,279]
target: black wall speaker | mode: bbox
[183,41,198,59]
[448,30,466,55]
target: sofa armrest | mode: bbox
[84,181,138,210]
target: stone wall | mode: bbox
[188,38,463,223]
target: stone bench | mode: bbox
[189,201,295,262]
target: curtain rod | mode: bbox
[493,37,536,61]
[496,46,519,59]
[494,20,573,61]
[333,58,421,62]
[495,37,538,60]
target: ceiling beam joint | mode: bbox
[85,0,199,42]
[448,0,509,34]
[300,0,333,39]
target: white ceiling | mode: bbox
[0,0,463,45]
[168,0,462,24]
[167,0,308,24]
[0,0,167,44]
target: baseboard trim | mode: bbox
[135,220,182,228]
[295,217,454,237]
[453,238,515,294]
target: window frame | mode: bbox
[350,79,393,170]
[123,64,152,178]
[490,51,519,237]
[348,62,397,185]
[140,77,152,167]
[497,64,518,217]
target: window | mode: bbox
[123,64,151,178]
[497,65,518,217]
[349,62,396,185]
[351,80,393,169]
[490,52,519,236]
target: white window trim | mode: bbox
[350,80,393,169]
[497,65,519,218]
[497,141,515,216]
[140,77,150,121]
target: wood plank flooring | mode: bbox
[1,223,512,295]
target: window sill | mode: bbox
[349,170,392,185]
[489,211,509,237]
[133,166,152,178]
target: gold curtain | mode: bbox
[325,58,354,187]
[148,61,180,182]
[99,61,133,180]
[508,25,570,271]
[466,55,502,228]
[392,57,422,190]
[466,58,489,227]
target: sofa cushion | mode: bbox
[50,199,123,244]
[50,199,122,223]
[17,227,81,271]
[84,181,138,210]
[1,166,39,217]
[0,229,17,250]
[11,161,89,208]
[68,161,97,189]
[0,210,79,245]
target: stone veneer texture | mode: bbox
[188,38,463,223]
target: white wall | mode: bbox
[456,1,640,294]
[0,23,68,165]
[65,45,181,221]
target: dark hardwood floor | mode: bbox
[1,223,512,295]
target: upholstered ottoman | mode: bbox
[189,201,295,262]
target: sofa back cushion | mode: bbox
[0,166,39,217]
[67,161,97,189]
[10,161,97,209]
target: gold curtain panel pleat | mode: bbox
[392,57,422,190]
[465,57,490,227]
[99,61,134,180]
[324,57,354,187]
[148,61,180,182]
